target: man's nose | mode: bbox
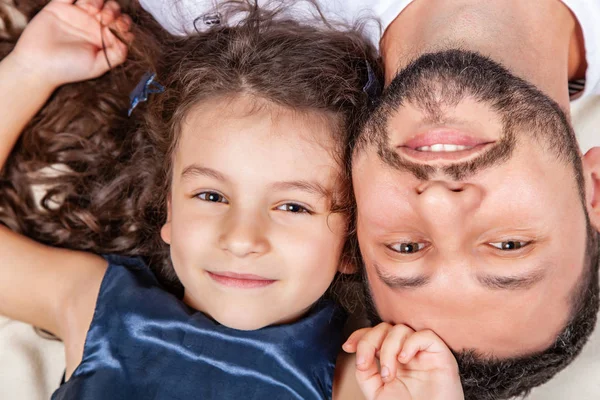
[415,180,483,227]
[219,208,270,258]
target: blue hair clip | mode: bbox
[362,61,382,102]
[128,72,165,116]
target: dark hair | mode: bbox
[358,50,600,399]
[0,1,380,299]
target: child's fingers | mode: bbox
[107,13,133,43]
[355,360,385,400]
[115,14,132,33]
[118,31,134,46]
[355,323,393,371]
[74,0,103,13]
[342,327,372,353]
[98,1,121,26]
[91,26,130,75]
[351,325,394,400]
[399,329,452,365]
[378,324,414,382]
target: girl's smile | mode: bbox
[207,271,277,289]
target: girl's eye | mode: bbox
[276,203,310,214]
[196,192,228,204]
[388,242,426,254]
[489,240,530,251]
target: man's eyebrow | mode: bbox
[375,263,430,289]
[181,165,228,182]
[270,180,331,198]
[477,268,546,290]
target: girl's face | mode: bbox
[161,95,349,330]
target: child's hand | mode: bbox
[343,323,464,400]
[9,0,133,88]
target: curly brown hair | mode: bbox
[0,0,163,245]
[0,1,380,300]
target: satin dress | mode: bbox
[52,255,346,400]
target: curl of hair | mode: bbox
[0,1,169,278]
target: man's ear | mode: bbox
[583,147,600,231]
[160,197,172,245]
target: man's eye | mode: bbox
[196,192,228,204]
[489,241,530,251]
[388,242,426,254]
[276,203,311,214]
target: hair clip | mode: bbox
[362,61,382,102]
[128,72,165,116]
[193,12,222,32]
[202,12,221,26]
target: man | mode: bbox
[349,0,600,399]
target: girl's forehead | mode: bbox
[177,95,340,156]
[170,96,343,184]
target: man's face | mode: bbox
[353,50,589,357]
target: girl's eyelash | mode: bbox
[275,203,313,214]
[195,191,229,204]
[194,194,312,214]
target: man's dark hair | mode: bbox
[357,50,600,400]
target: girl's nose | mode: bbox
[219,209,271,258]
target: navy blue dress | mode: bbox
[52,255,347,400]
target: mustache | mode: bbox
[379,124,516,181]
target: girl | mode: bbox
[0,0,463,399]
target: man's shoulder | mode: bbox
[562,0,600,99]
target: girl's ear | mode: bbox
[160,197,172,245]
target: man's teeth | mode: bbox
[415,144,473,152]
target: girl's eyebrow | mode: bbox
[181,164,228,183]
[181,164,331,198]
[270,180,331,198]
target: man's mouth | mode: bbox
[398,129,495,161]
[414,144,473,152]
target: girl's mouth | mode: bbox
[207,271,276,289]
